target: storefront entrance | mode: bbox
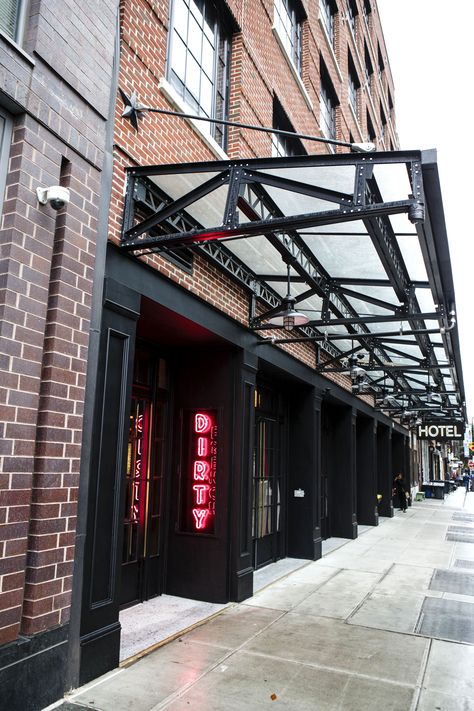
[120,351,169,607]
[252,382,287,568]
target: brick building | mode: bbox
[0,1,465,709]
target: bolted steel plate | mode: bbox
[429,568,474,596]
[452,512,474,522]
[416,597,474,643]
[454,559,474,569]
[446,533,474,543]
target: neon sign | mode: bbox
[189,410,217,533]
[131,412,144,523]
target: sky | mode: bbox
[377,0,474,424]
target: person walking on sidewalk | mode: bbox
[463,471,471,493]
[394,473,407,512]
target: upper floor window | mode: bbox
[320,0,336,48]
[167,0,231,148]
[320,61,338,141]
[366,110,376,144]
[377,44,384,80]
[364,42,373,92]
[363,0,371,26]
[274,0,303,74]
[272,99,305,157]
[0,0,25,43]
[0,109,13,210]
[348,54,360,116]
[346,0,357,36]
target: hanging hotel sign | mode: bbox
[182,409,217,534]
[416,421,464,441]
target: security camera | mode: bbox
[36,185,70,211]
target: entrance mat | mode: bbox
[454,559,474,569]
[446,532,474,543]
[415,597,474,643]
[429,568,474,596]
[452,512,474,522]
[54,704,92,710]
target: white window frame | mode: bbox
[273,0,302,75]
[166,0,230,149]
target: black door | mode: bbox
[120,355,168,607]
[252,383,287,568]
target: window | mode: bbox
[274,0,303,73]
[346,0,357,36]
[320,61,338,141]
[0,109,12,209]
[380,103,387,144]
[348,54,360,117]
[366,110,376,143]
[364,42,373,93]
[377,44,384,80]
[167,0,231,148]
[272,99,305,157]
[320,0,336,47]
[363,0,371,26]
[0,0,25,42]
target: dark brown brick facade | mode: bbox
[0,0,118,648]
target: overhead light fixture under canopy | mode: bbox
[266,264,310,331]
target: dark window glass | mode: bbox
[346,0,357,36]
[272,99,305,157]
[168,0,230,148]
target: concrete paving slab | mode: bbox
[180,604,283,649]
[243,614,428,685]
[161,650,415,711]
[243,581,318,611]
[416,689,474,711]
[285,562,341,585]
[70,640,228,711]
[347,588,430,634]
[292,569,381,620]
[421,638,474,700]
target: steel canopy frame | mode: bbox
[119,149,466,423]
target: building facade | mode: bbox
[0,2,465,710]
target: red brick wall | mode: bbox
[113,0,395,391]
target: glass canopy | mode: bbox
[120,150,465,424]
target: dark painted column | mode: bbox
[356,417,378,526]
[331,405,357,539]
[377,423,394,517]
[78,279,140,684]
[288,388,322,560]
[229,349,257,602]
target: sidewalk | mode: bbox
[55,488,474,711]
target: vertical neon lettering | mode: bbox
[193,484,209,505]
[192,508,209,529]
[195,413,212,433]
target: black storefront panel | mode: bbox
[166,348,234,603]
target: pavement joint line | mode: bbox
[344,564,391,623]
[410,637,432,711]
[220,647,421,691]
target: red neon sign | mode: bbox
[190,410,217,533]
[132,412,144,523]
